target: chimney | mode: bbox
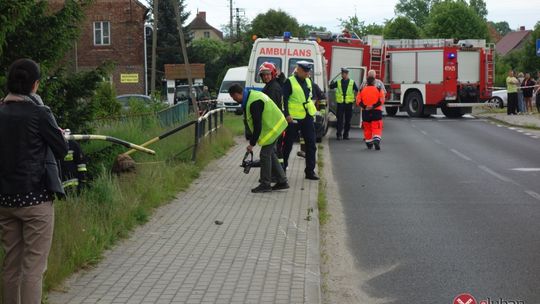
[198,11,206,21]
[520,26,526,31]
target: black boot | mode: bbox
[366,142,373,149]
[373,140,381,150]
[251,184,272,193]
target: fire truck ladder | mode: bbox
[369,46,384,77]
[486,43,495,93]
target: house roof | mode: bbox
[187,12,223,39]
[496,30,532,56]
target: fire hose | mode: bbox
[65,134,156,155]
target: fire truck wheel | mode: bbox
[385,106,398,117]
[405,91,424,118]
[441,105,465,118]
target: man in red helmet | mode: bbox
[259,62,283,110]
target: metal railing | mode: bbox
[157,101,190,127]
[191,108,225,161]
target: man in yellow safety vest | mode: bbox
[330,67,358,140]
[229,84,289,193]
[281,61,319,180]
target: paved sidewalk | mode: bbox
[48,142,320,304]
[476,112,540,129]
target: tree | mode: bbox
[384,17,421,39]
[424,1,489,40]
[520,21,540,74]
[469,0,488,20]
[250,9,302,38]
[146,0,190,89]
[188,38,227,90]
[339,15,384,37]
[489,21,512,36]
[395,0,440,28]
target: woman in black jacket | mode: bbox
[0,59,68,304]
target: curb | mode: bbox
[305,149,322,304]
[481,115,540,131]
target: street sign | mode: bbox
[536,39,540,57]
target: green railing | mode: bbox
[157,101,190,127]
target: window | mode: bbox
[254,57,283,83]
[204,31,210,38]
[94,21,110,46]
[288,58,314,77]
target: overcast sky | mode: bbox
[143,0,539,34]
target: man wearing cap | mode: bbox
[330,68,358,140]
[282,61,319,180]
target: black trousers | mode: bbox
[507,92,518,115]
[336,103,353,137]
[283,115,317,175]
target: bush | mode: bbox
[93,82,122,119]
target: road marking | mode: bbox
[450,149,472,161]
[516,129,524,133]
[420,130,428,135]
[524,133,533,136]
[511,168,540,172]
[532,136,539,139]
[496,124,503,127]
[434,139,442,145]
[478,165,513,183]
[525,190,540,201]
[508,127,517,130]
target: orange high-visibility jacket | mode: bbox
[356,85,385,110]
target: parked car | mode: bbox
[489,90,507,108]
[174,84,203,104]
[116,94,153,110]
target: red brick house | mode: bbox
[49,0,149,95]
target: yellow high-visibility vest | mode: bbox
[245,90,288,146]
[288,76,317,119]
[336,79,355,103]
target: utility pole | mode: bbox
[171,0,199,115]
[150,0,159,94]
[229,0,233,42]
[235,8,244,41]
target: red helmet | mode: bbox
[258,62,277,78]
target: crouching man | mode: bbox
[228,84,290,193]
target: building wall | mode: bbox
[49,0,147,95]
[191,29,222,41]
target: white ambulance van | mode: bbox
[216,66,247,114]
[246,36,329,141]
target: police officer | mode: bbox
[356,75,385,150]
[228,84,289,193]
[282,61,319,180]
[330,68,358,140]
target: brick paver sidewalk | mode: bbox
[48,142,321,304]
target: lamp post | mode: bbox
[143,25,152,96]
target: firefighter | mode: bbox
[60,129,88,191]
[330,68,358,140]
[356,75,385,150]
[228,84,289,193]
[282,61,319,180]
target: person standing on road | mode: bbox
[330,68,358,140]
[356,74,385,150]
[282,61,319,180]
[506,70,519,115]
[228,84,289,193]
[517,72,525,114]
[521,73,536,114]
[0,58,68,304]
[535,71,540,113]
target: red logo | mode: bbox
[454,293,477,304]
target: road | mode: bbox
[328,114,540,304]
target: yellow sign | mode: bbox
[120,74,139,83]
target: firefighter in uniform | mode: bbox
[60,129,88,191]
[228,84,289,193]
[356,75,385,150]
[282,61,319,180]
[330,68,358,140]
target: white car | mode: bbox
[489,90,507,108]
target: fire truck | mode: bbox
[314,33,495,118]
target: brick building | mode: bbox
[49,0,149,95]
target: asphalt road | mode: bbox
[329,114,540,304]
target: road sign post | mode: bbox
[536,39,540,57]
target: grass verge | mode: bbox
[0,113,243,299]
[317,144,329,225]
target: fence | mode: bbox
[192,108,225,161]
[157,101,190,127]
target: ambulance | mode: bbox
[246,34,329,141]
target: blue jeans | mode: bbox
[518,91,525,112]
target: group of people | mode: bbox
[506,70,540,115]
[331,68,385,150]
[228,60,320,193]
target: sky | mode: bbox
[142,0,540,34]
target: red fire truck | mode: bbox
[314,33,495,118]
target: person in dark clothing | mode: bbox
[330,68,358,140]
[282,61,319,180]
[522,73,536,114]
[297,79,325,158]
[0,58,68,304]
[60,129,88,192]
[229,84,289,193]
